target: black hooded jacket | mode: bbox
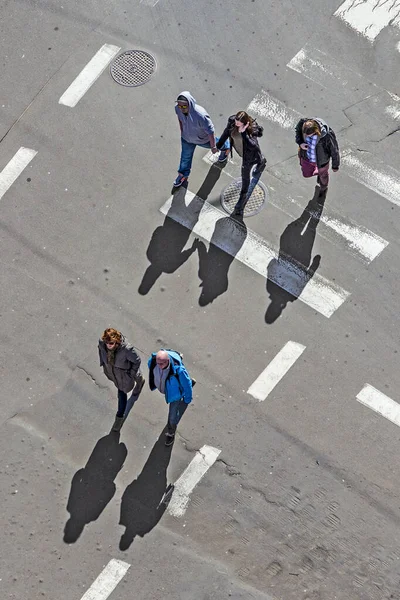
[217,115,264,165]
[295,117,340,170]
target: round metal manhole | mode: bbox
[220,178,268,217]
[110,50,156,87]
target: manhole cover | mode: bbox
[110,50,156,87]
[221,178,268,217]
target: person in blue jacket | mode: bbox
[148,349,194,446]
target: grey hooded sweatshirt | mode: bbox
[175,91,215,145]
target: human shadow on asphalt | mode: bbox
[119,427,172,551]
[138,165,224,295]
[265,189,323,324]
[196,216,247,306]
[63,432,127,544]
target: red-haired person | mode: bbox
[217,110,266,217]
[98,328,145,432]
[295,118,340,200]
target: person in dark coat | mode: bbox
[217,110,267,217]
[295,117,340,200]
[98,328,145,432]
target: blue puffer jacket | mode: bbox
[148,350,193,404]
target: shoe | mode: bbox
[191,378,196,387]
[173,174,187,187]
[111,416,124,432]
[165,432,175,446]
[217,150,229,162]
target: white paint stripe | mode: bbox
[268,188,388,263]
[80,559,130,600]
[160,192,350,317]
[140,0,160,5]
[59,44,120,107]
[334,0,400,41]
[287,44,377,100]
[341,150,400,207]
[0,147,37,201]
[357,384,400,428]
[247,90,300,129]
[168,445,221,517]
[248,341,306,401]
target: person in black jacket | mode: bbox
[295,117,340,199]
[217,111,267,217]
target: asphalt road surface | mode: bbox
[1,1,400,599]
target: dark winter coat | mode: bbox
[98,335,141,393]
[217,115,264,165]
[295,117,340,170]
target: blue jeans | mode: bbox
[167,398,188,434]
[178,136,230,177]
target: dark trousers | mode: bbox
[116,373,144,418]
[167,398,188,434]
[236,156,267,211]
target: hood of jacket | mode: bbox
[313,117,329,138]
[177,91,197,115]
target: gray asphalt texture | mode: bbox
[1,1,400,599]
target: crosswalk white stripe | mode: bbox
[268,187,388,263]
[248,341,306,401]
[160,192,350,317]
[80,560,130,600]
[59,44,120,107]
[334,0,400,41]
[201,153,388,263]
[341,150,400,207]
[247,90,300,129]
[287,44,377,101]
[356,384,400,429]
[167,445,221,518]
[0,147,37,201]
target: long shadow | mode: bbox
[265,190,323,324]
[138,165,223,295]
[63,432,127,543]
[197,216,247,306]
[119,427,172,551]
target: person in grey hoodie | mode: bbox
[295,117,340,200]
[98,328,145,432]
[173,91,230,187]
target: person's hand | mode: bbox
[238,122,249,133]
[332,168,339,172]
[211,146,218,154]
[300,143,308,150]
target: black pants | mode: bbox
[236,156,267,211]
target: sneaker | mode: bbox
[191,378,196,387]
[217,150,229,162]
[173,174,187,187]
[165,432,175,446]
[111,416,124,432]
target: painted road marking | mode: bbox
[80,559,130,600]
[0,147,37,201]
[167,445,221,518]
[287,44,377,102]
[140,0,160,5]
[268,187,388,264]
[247,90,301,129]
[201,154,388,264]
[356,385,400,429]
[248,341,306,401]
[59,44,120,107]
[341,149,400,207]
[334,0,400,41]
[160,192,350,317]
